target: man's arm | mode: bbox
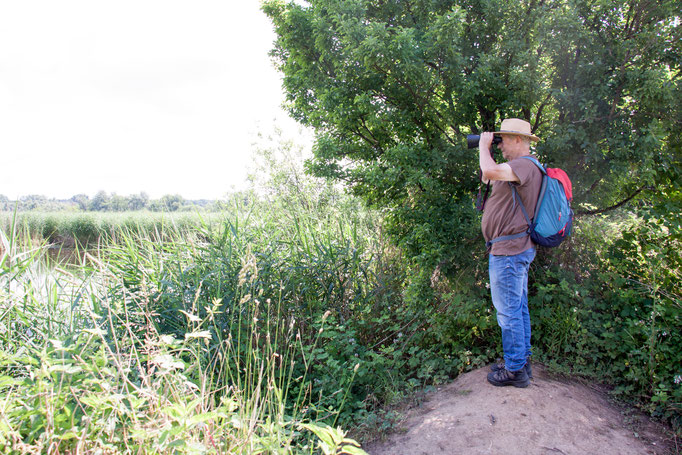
[478,132,520,183]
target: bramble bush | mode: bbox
[530,211,681,430]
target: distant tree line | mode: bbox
[0,191,222,212]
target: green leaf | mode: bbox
[341,445,369,455]
[300,423,336,453]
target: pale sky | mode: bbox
[0,0,311,200]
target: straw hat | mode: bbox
[494,118,540,142]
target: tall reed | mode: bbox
[0,203,373,453]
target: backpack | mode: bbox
[487,156,573,249]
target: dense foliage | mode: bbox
[262,0,681,432]
[263,0,681,271]
[530,212,682,426]
[1,155,680,452]
[1,196,383,452]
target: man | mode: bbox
[478,118,542,388]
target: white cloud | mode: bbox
[0,0,309,200]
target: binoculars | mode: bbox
[467,135,502,149]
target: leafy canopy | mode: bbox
[264,0,681,269]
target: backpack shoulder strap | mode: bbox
[485,156,547,250]
[520,155,549,217]
[485,183,535,249]
[509,184,532,226]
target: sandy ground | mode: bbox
[364,365,676,455]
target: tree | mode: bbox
[247,126,338,208]
[109,194,130,212]
[89,191,110,211]
[0,195,9,211]
[19,195,48,211]
[263,0,681,273]
[128,192,149,211]
[159,194,184,212]
[71,194,89,211]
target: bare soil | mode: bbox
[364,365,677,455]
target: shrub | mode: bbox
[530,213,682,430]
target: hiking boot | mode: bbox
[490,359,533,380]
[487,366,530,388]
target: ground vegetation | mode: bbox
[263,0,681,432]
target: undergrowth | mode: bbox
[0,206,372,454]
[1,172,679,452]
[529,211,682,431]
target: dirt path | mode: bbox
[364,365,676,455]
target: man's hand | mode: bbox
[478,132,520,183]
[478,132,494,153]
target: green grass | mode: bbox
[0,199,383,453]
[0,210,228,248]
[3,194,679,452]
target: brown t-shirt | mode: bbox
[481,156,543,255]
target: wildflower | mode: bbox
[185,330,212,340]
[152,354,184,371]
[675,375,682,385]
[159,334,176,345]
[180,310,201,323]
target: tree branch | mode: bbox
[533,92,553,132]
[371,63,459,147]
[576,185,650,216]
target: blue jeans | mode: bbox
[489,247,536,372]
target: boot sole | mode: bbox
[487,377,530,388]
[490,363,533,380]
